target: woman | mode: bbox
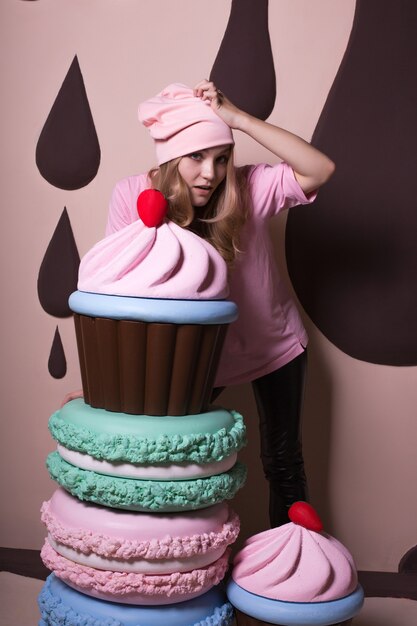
[102,80,335,526]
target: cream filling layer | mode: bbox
[57,444,237,480]
[48,536,227,575]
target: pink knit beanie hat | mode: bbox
[138,83,234,165]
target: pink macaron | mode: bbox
[41,488,240,604]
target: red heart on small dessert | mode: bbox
[137,189,169,227]
[288,501,323,532]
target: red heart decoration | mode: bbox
[288,501,323,532]
[137,189,169,228]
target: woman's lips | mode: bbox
[194,185,213,195]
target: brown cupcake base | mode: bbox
[234,609,352,626]
[73,314,227,415]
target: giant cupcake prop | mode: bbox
[227,502,364,626]
[70,189,238,415]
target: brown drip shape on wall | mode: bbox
[48,326,67,379]
[210,0,275,120]
[37,208,80,318]
[36,55,101,190]
[286,0,417,365]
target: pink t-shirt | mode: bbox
[105,162,316,387]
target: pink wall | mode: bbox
[1,0,416,572]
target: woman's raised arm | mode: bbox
[194,79,335,195]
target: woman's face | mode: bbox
[177,145,231,207]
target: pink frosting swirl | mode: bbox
[77,218,229,300]
[232,523,358,602]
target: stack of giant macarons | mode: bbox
[38,190,245,625]
[40,488,239,605]
[227,502,364,626]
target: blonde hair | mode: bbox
[148,149,250,266]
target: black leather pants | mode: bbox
[251,350,308,527]
[212,351,308,528]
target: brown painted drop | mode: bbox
[286,0,417,365]
[36,56,100,190]
[37,208,80,318]
[48,326,67,379]
[210,0,276,120]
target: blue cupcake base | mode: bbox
[226,579,364,626]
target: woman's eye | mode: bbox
[216,155,229,165]
[189,152,202,161]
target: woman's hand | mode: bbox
[60,389,83,408]
[193,80,247,130]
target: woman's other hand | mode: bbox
[60,389,83,408]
